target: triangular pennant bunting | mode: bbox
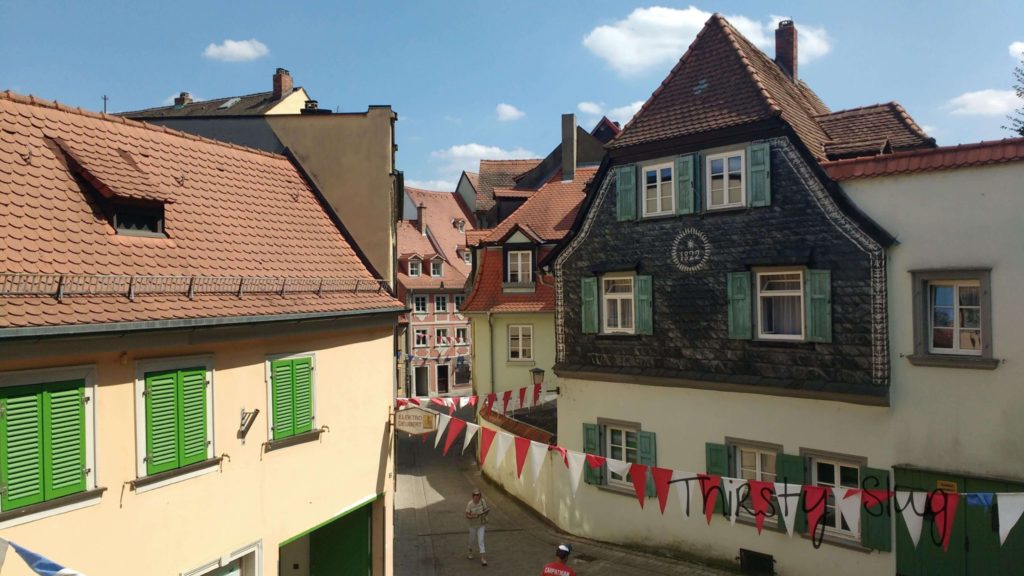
[673,471,697,519]
[485,393,496,412]
[698,474,721,525]
[434,414,450,449]
[532,383,542,407]
[518,387,527,411]
[930,491,959,552]
[803,485,830,536]
[774,483,802,537]
[723,477,745,524]
[513,436,531,479]
[459,396,470,409]
[748,480,775,534]
[585,454,606,470]
[493,431,514,468]
[501,390,513,414]
[462,423,480,454]
[896,491,927,549]
[550,445,569,468]
[606,458,632,479]
[998,494,1024,545]
[835,487,862,535]
[651,467,673,515]
[527,441,548,484]
[443,418,466,456]
[629,464,648,508]
[479,427,497,464]
[567,451,586,498]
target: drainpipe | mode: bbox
[487,311,496,398]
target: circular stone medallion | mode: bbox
[671,228,711,273]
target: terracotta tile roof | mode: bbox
[459,247,555,313]
[823,138,1024,180]
[492,187,535,199]
[475,159,542,212]
[397,188,473,293]
[465,230,491,247]
[817,102,934,158]
[0,91,401,331]
[480,167,595,244]
[464,171,479,192]
[608,14,831,159]
[120,88,304,118]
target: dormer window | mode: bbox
[431,260,443,277]
[454,219,466,233]
[112,201,166,238]
[506,251,531,283]
[408,260,421,277]
[462,250,472,266]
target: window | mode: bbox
[141,366,211,475]
[929,281,982,355]
[414,329,428,348]
[605,424,640,489]
[413,295,427,313]
[454,295,465,313]
[456,327,469,344]
[641,162,674,217]
[463,250,472,266]
[112,202,165,237]
[435,328,449,347]
[435,295,448,313]
[268,356,315,441]
[582,421,657,490]
[602,276,635,334]
[811,457,861,538]
[706,150,745,209]
[454,219,465,232]
[508,325,533,360]
[756,270,804,340]
[431,260,443,277]
[408,260,421,277]
[0,370,95,513]
[507,251,532,283]
[732,443,778,519]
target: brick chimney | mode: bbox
[273,68,293,100]
[173,92,193,106]
[417,203,426,235]
[561,113,577,182]
[775,20,797,80]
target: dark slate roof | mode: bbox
[475,159,541,213]
[816,102,935,158]
[119,89,303,118]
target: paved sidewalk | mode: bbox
[394,433,737,576]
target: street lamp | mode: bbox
[530,367,545,388]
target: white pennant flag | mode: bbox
[723,478,745,524]
[527,441,548,484]
[999,494,1024,545]
[774,483,802,537]
[434,414,450,448]
[673,470,697,518]
[567,452,586,498]
[462,423,480,454]
[606,458,631,479]
[493,432,514,468]
[835,487,862,535]
[459,396,471,409]
[896,491,927,548]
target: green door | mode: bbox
[895,469,965,576]
[964,477,1024,575]
[310,503,372,576]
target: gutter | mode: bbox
[487,311,496,399]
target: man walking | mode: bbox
[541,544,576,576]
[465,488,489,566]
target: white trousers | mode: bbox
[467,525,486,554]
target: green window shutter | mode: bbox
[635,275,653,335]
[615,164,636,222]
[746,142,771,207]
[43,381,86,500]
[583,423,603,485]
[861,466,892,551]
[581,277,599,334]
[805,270,832,343]
[145,370,181,475]
[292,357,314,435]
[727,272,753,339]
[675,154,697,215]
[178,368,208,467]
[0,386,45,510]
[638,431,657,498]
[776,453,807,533]
[271,359,296,441]
[705,442,729,514]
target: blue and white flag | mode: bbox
[0,539,85,576]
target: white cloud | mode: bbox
[202,39,269,62]
[576,100,644,124]
[430,143,536,178]
[944,89,1018,116]
[1010,41,1024,60]
[920,124,938,135]
[496,103,525,121]
[405,179,457,191]
[578,101,604,115]
[583,6,831,75]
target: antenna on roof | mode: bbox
[102,95,109,114]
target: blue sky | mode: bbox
[3,1,1023,190]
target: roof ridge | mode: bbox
[479,158,543,164]
[713,15,784,116]
[116,88,305,116]
[826,136,1024,165]
[813,102,898,118]
[1,90,290,161]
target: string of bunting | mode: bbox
[395,383,550,415]
[396,404,1024,551]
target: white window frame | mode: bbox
[435,294,448,313]
[0,364,100,527]
[601,274,635,335]
[408,259,421,277]
[414,329,429,348]
[809,455,862,540]
[641,161,675,217]
[182,540,263,576]
[264,352,318,443]
[928,280,983,356]
[755,269,805,341]
[431,259,443,277]
[435,327,449,348]
[456,327,469,344]
[413,295,428,314]
[134,355,216,487]
[604,423,640,490]
[454,295,465,313]
[507,325,534,361]
[705,150,746,210]
[730,441,779,520]
[507,250,532,283]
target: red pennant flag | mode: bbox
[748,481,775,534]
[585,454,606,469]
[479,427,497,464]
[518,387,527,411]
[630,464,649,509]
[698,474,721,525]
[514,436,531,479]
[485,393,496,413]
[396,398,408,409]
[533,383,542,406]
[408,397,421,406]
[443,418,466,456]
[501,390,513,414]
[930,491,960,552]
[468,395,478,407]
[550,445,569,468]
[863,489,892,510]
[803,485,830,536]
[445,398,456,415]
[651,467,674,515]
[430,397,446,409]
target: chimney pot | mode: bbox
[775,20,797,80]
[173,92,193,107]
[561,113,577,181]
[273,68,293,100]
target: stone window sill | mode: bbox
[264,428,325,453]
[907,354,999,370]
[0,487,106,529]
[132,457,223,493]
